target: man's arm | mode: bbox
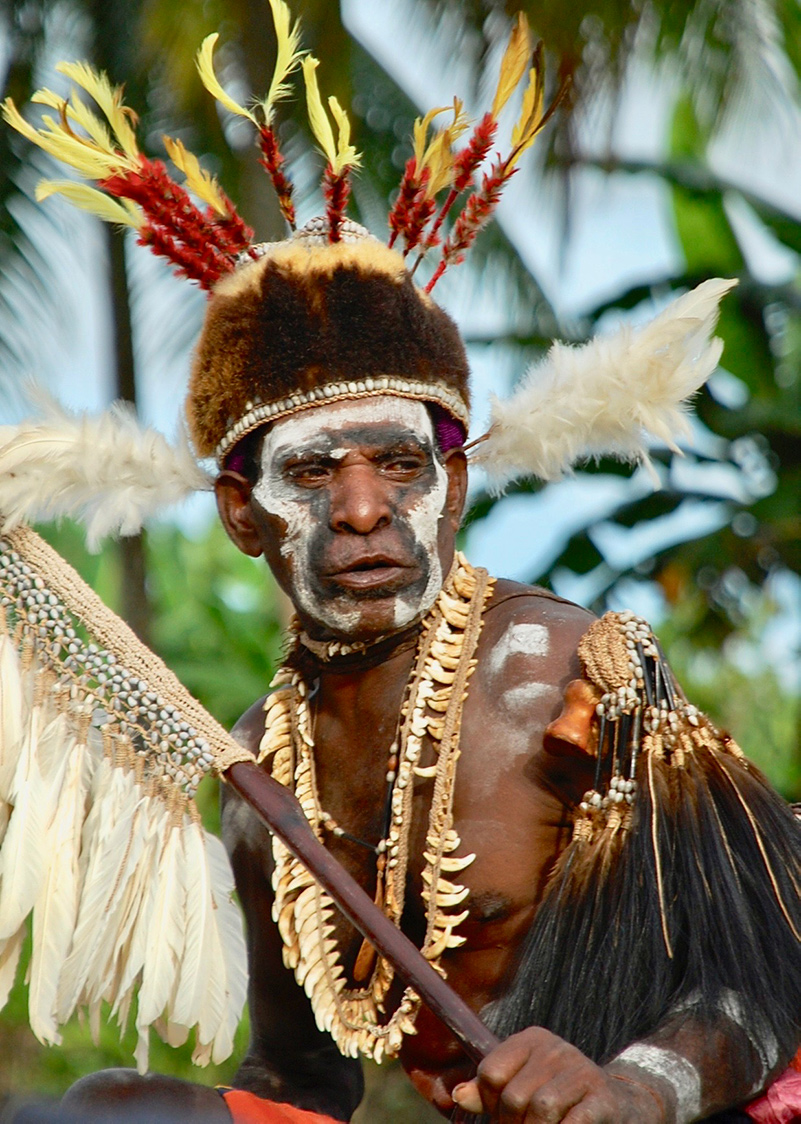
[453,1003,796,1122]
[451,609,801,1122]
[221,701,363,1121]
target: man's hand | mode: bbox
[451,1028,665,1122]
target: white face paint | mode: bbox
[252,397,449,637]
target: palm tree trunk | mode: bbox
[105,223,151,646]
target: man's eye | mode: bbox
[380,453,426,474]
[284,463,331,484]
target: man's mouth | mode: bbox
[323,554,415,592]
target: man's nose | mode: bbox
[329,464,391,534]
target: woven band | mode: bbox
[216,377,470,463]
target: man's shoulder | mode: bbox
[482,577,595,648]
[471,576,594,702]
[229,694,271,757]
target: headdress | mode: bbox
[1,0,735,525]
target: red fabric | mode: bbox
[223,1089,342,1124]
[744,1063,801,1124]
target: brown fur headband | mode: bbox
[187,237,471,462]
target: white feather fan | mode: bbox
[0,394,212,550]
[473,278,738,492]
[0,525,250,1073]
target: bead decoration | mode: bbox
[216,377,470,464]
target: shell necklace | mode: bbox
[257,553,494,1061]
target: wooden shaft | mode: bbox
[225,759,499,1064]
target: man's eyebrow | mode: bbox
[269,442,334,464]
[373,438,431,456]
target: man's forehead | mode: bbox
[262,396,434,458]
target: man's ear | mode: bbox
[215,471,263,558]
[443,448,468,530]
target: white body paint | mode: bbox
[488,622,550,681]
[501,681,553,715]
[253,397,447,635]
[613,1043,702,1123]
[672,988,780,1090]
[396,444,447,628]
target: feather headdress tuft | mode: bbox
[473,278,738,492]
[0,394,212,550]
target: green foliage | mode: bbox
[146,522,285,731]
[1,0,799,1114]
[658,592,801,800]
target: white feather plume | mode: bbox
[29,735,92,1044]
[474,278,738,493]
[56,762,148,1021]
[109,801,166,1039]
[206,831,248,1064]
[0,706,67,940]
[171,816,219,1033]
[0,634,29,804]
[0,923,25,1010]
[0,393,213,550]
[135,815,187,1073]
[0,545,249,1072]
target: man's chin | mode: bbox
[301,586,428,642]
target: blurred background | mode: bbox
[0,0,799,1117]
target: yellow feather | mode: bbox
[36,116,122,177]
[258,0,304,123]
[508,57,545,169]
[4,101,120,179]
[1,98,44,147]
[31,88,114,153]
[422,133,453,198]
[413,106,448,168]
[491,12,532,119]
[34,181,144,228]
[328,96,361,174]
[162,136,227,215]
[196,34,258,125]
[55,62,139,159]
[302,57,336,169]
[421,99,468,197]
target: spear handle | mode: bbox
[225,759,500,1064]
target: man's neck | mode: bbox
[296,618,423,673]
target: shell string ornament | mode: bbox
[258,554,494,1062]
[0,525,252,1071]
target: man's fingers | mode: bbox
[495,1067,587,1124]
[478,1031,548,1088]
[452,1080,484,1114]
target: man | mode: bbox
[3,18,798,1118]
[62,227,801,1124]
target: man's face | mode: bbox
[223,397,466,640]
